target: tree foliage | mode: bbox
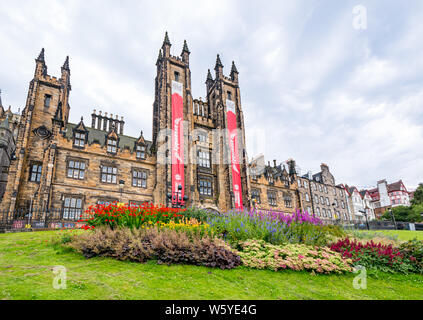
[411,183,423,206]
[381,205,423,223]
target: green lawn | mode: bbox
[0,231,422,300]
[357,230,423,241]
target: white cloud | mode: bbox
[0,0,422,189]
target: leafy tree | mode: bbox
[411,183,423,206]
[381,206,417,222]
[411,204,423,222]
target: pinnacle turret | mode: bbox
[215,54,223,70]
[163,31,171,47]
[156,49,163,65]
[62,56,70,70]
[36,48,45,62]
[231,61,238,74]
[181,40,190,54]
[206,69,213,82]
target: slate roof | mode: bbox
[388,180,405,192]
[0,116,10,130]
[365,180,407,195]
[64,122,153,153]
[359,190,368,198]
[312,172,322,182]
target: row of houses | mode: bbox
[249,155,412,223]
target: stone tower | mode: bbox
[152,33,249,211]
[2,49,71,211]
[152,32,194,207]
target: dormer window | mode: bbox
[136,144,146,160]
[107,138,117,154]
[74,132,86,148]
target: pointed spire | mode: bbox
[182,40,190,54]
[156,49,163,65]
[163,31,171,46]
[36,48,45,62]
[206,69,213,82]
[215,54,223,70]
[231,61,239,74]
[62,56,70,70]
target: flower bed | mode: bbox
[235,239,353,274]
[72,204,423,275]
[330,238,421,274]
[207,209,338,246]
[79,203,187,230]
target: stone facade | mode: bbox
[0,35,252,215]
[0,91,20,201]
[297,164,351,222]
[249,159,300,214]
[0,34,353,224]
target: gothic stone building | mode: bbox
[0,34,252,216]
[0,33,350,223]
[0,92,20,201]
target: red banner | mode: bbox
[171,81,185,205]
[226,99,243,210]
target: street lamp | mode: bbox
[359,208,370,230]
[119,180,125,202]
[332,202,341,225]
[389,207,397,230]
[167,184,188,208]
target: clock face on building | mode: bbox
[33,125,52,140]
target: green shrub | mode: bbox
[398,239,423,273]
[330,238,419,274]
[69,227,241,270]
[234,239,353,274]
[321,225,346,238]
[180,207,211,223]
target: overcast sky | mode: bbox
[0,0,422,190]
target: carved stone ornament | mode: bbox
[33,125,52,140]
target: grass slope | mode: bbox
[0,231,422,300]
[370,230,423,241]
